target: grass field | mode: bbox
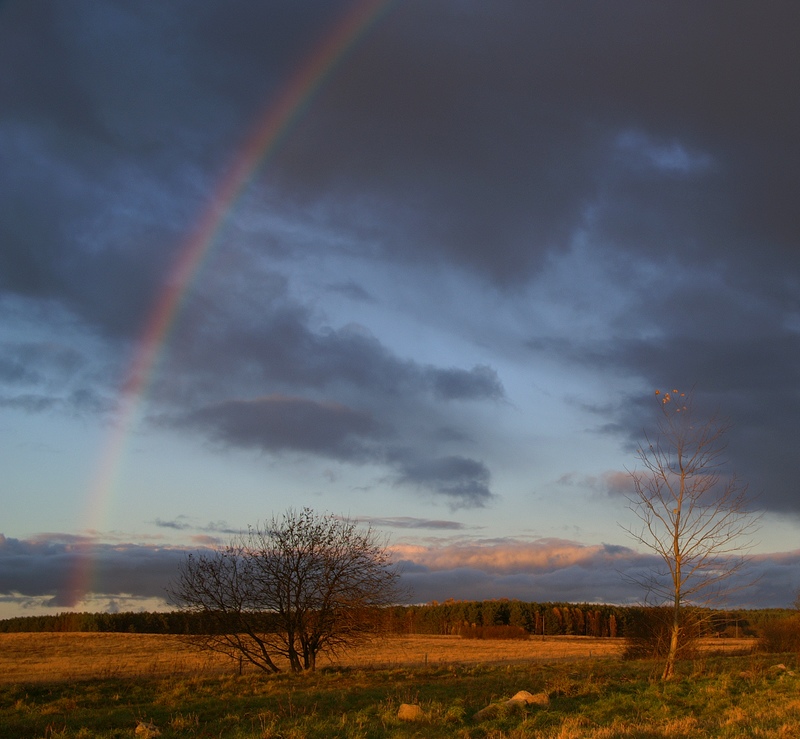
[0,633,755,683]
[2,632,794,738]
[0,633,632,683]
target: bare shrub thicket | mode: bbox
[622,607,702,661]
[168,508,402,673]
[759,615,800,653]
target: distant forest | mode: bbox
[0,601,790,638]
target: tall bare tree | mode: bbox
[168,508,402,672]
[623,389,759,679]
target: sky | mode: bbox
[2,0,800,618]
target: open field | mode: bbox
[3,633,788,738]
[0,632,755,683]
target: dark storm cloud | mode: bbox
[273,1,800,279]
[168,390,496,507]
[175,395,381,461]
[0,1,337,339]
[3,0,800,520]
[163,296,504,405]
[542,328,800,514]
[151,281,504,505]
[3,1,799,287]
[7,1,798,326]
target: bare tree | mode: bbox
[623,389,759,679]
[168,508,403,673]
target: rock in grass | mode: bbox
[398,703,423,721]
[135,721,161,738]
[474,690,551,722]
[509,690,550,706]
[473,703,502,721]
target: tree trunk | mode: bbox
[287,640,302,673]
[662,618,679,680]
[662,466,684,681]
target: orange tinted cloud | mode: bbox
[391,537,633,574]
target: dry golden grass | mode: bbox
[320,633,625,668]
[0,631,754,683]
[0,632,230,683]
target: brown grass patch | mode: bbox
[0,632,230,683]
[0,631,754,683]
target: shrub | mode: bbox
[759,614,800,653]
[622,607,702,661]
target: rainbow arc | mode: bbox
[71,0,394,605]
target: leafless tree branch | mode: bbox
[622,388,760,679]
[167,508,404,672]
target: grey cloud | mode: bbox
[401,549,773,608]
[0,533,789,611]
[535,325,800,515]
[144,286,504,507]
[2,0,799,314]
[153,518,248,535]
[270,2,800,281]
[160,289,503,406]
[0,389,110,417]
[0,339,112,416]
[326,281,376,304]
[0,342,84,385]
[0,534,186,607]
[66,387,112,415]
[391,453,494,509]
[174,395,382,461]
[0,394,60,413]
[0,355,41,385]
[201,521,243,536]
[169,392,498,507]
[153,518,191,531]
[430,365,504,401]
[362,517,466,530]
[557,471,633,499]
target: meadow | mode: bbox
[2,632,797,738]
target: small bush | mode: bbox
[759,614,800,653]
[622,607,702,661]
[457,624,529,640]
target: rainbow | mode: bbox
[71,0,394,606]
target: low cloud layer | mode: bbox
[0,532,792,618]
[0,534,185,609]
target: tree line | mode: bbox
[0,603,788,637]
[375,601,785,639]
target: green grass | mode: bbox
[2,654,799,738]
